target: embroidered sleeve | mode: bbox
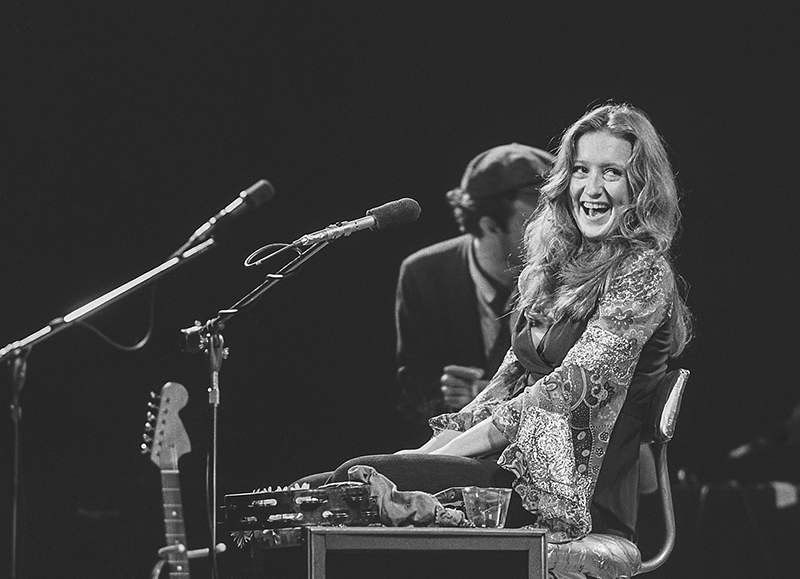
[492,251,675,541]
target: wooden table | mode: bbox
[305,526,546,579]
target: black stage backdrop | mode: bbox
[2,3,799,578]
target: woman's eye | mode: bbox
[603,168,623,181]
[572,165,588,176]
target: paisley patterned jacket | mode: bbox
[430,249,677,541]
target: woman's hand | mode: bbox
[429,418,508,457]
[393,429,462,455]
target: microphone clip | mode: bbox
[180,316,232,354]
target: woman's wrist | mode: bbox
[430,418,508,458]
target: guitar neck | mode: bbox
[161,469,190,579]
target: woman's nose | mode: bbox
[584,171,604,196]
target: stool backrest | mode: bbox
[641,368,690,445]
[637,368,690,575]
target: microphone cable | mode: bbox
[73,281,158,352]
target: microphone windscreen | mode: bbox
[242,179,275,208]
[367,198,421,230]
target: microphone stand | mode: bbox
[9,350,28,579]
[0,238,215,579]
[180,240,330,578]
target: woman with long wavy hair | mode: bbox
[404,103,693,543]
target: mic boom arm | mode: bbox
[1,238,216,363]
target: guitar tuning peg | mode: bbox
[146,411,156,422]
[140,442,150,454]
[144,422,155,432]
[147,401,158,411]
[150,391,161,400]
[142,433,153,443]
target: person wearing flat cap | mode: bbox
[395,143,554,446]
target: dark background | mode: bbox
[2,2,799,578]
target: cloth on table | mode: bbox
[346,464,471,527]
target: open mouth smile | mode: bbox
[580,201,611,219]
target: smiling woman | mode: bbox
[570,132,632,241]
[518,103,686,326]
[397,103,693,549]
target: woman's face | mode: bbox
[569,131,632,241]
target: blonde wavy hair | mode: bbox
[517,103,692,355]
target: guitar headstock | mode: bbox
[142,382,191,470]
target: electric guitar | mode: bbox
[142,381,191,579]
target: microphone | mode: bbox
[292,198,421,247]
[173,180,275,256]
